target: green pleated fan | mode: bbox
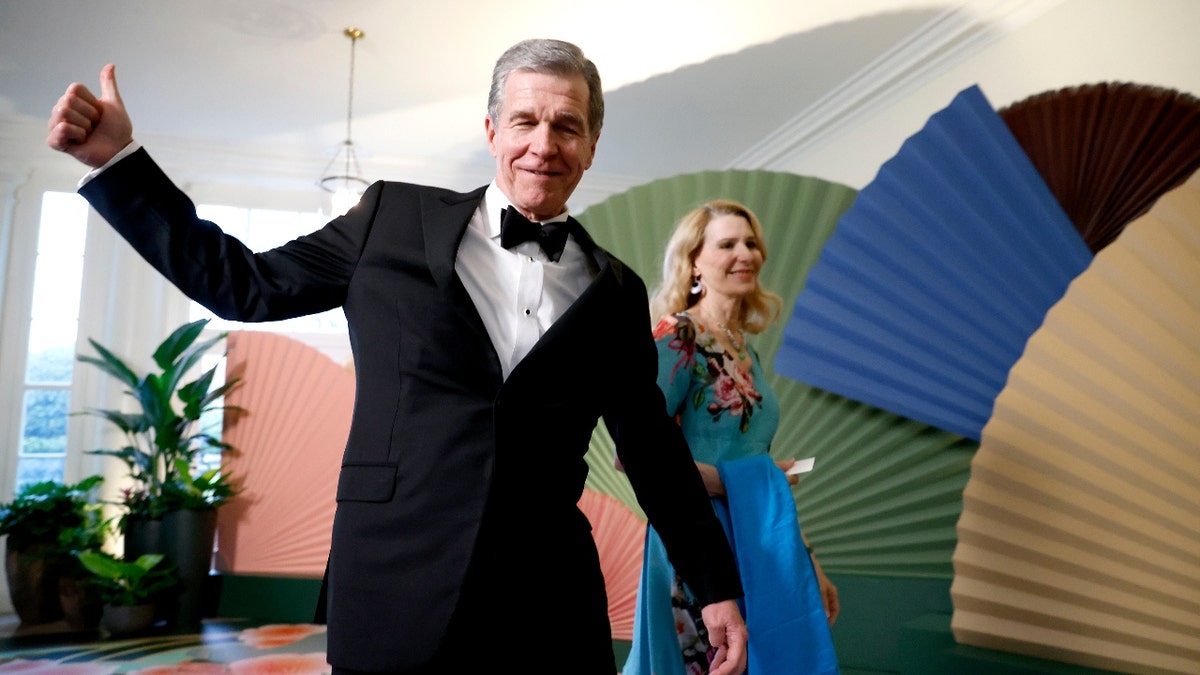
[577,170,977,578]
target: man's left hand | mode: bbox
[701,599,748,675]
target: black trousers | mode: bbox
[327,514,617,674]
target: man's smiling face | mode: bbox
[486,69,598,221]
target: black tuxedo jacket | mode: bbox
[82,149,742,672]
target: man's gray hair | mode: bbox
[487,39,604,138]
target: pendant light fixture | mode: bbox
[319,27,369,216]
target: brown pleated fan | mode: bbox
[1000,82,1200,254]
[217,331,354,577]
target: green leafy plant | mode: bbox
[75,318,244,525]
[159,458,239,511]
[75,551,180,607]
[0,475,106,553]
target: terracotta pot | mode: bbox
[101,602,156,636]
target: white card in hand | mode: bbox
[786,457,816,475]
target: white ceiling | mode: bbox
[2,0,1199,209]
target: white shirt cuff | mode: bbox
[78,141,143,188]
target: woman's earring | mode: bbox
[690,275,704,296]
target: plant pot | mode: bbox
[101,602,156,636]
[5,541,65,626]
[124,508,218,629]
[58,575,103,631]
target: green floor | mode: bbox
[214,572,1125,674]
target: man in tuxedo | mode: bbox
[47,39,748,674]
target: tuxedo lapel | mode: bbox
[420,185,504,383]
[423,185,487,290]
[515,222,615,369]
[547,221,612,332]
[424,205,619,386]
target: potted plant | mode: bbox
[75,550,180,636]
[0,475,105,626]
[75,318,243,627]
[76,318,243,523]
[51,487,114,632]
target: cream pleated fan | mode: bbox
[951,172,1200,674]
[216,331,354,576]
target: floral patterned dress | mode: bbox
[654,313,779,464]
[624,311,780,675]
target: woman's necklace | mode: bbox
[721,323,748,360]
[693,307,748,360]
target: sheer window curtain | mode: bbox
[0,171,190,613]
[71,207,193,518]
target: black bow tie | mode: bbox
[500,207,573,263]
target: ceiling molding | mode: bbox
[728,0,1067,170]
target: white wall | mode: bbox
[776,0,1200,189]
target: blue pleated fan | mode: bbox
[775,85,1093,440]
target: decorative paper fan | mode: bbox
[216,331,354,576]
[775,84,1093,441]
[1000,82,1200,253]
[578,488,646,640]
[951,171,1200,673]
[579,170,977,578]
[581,169,862,516]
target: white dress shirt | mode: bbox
[455,183,595,380]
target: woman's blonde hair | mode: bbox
[649,199,782,334]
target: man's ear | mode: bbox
[485,115,498,157]
[583,131,600,169]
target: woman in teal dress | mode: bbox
[623,199,840,675]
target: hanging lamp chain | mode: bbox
[343,27,363,150]
[341,27,364,179]
[319,26,369,196]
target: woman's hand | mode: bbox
[775,458,800,487]
[810,552,840,625]
[696,461,726,496]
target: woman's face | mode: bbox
[692,214,763,301]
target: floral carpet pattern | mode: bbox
[0,623,329,674]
